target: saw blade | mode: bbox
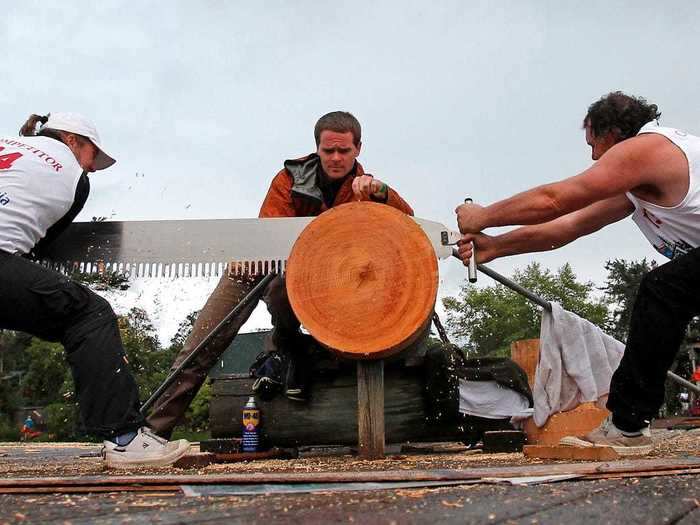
[412,217,460,260]
[38,215,460,278]
[38,217,314,278]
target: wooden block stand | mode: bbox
[510,339,610,445]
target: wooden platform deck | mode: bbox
[1,438,700,524]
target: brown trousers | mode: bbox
[146,273,299,439]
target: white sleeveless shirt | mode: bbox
[0,136,83,254]
[626,123,700,259]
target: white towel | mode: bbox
[458,379,533,420]
[533,302,625,427]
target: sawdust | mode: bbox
[1,428,698,479]
[648,428,700,457]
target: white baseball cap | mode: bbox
[42,112,116,170]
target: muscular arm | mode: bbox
[491,194,634,258]
[459,194,634,264]
[460,133,679,232]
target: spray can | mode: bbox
[241,396,261,452]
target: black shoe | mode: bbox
[250,352,286,401]
[252,376,283,401]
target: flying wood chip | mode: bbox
[286,202,438,359]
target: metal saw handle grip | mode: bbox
[464,198,477,283]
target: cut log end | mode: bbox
[287,202,438,359]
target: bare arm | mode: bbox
[457,133,677,233]
[492,194,634,257]
[457,194,634,264]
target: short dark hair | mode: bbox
[583,92,661,140]
[314,111,361,147]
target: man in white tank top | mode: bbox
[455,92,698,455]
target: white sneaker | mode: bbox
[103,427,190,468]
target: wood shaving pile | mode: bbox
[1,428,697,479]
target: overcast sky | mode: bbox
[4,1,700,337]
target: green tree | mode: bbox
[185,381,211,434]
[603,257,700,340]
[119,307,176,401]
[169,311,198,349]
[0,331,33,415]
[69,269,130,291]
[1,335,79,440]
[443,262,609,357]
[21,339,72,405]
[44,402,81,441]
[602,258,657,340]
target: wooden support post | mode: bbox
[357,360,385,459]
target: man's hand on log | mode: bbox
[353,175,388,201]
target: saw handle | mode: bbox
[464,198,477,283]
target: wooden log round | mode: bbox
[286,202,438,359]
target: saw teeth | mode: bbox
[226,259,287,277]
[40,258,236,279]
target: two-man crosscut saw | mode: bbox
[35,216,463,277]
[37,214,699,399]
[34,213,466,414]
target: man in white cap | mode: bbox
[0,112,190,467]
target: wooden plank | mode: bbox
[3,458,699,490]
[586,467,700,480]
[5,469,700,496]
[510,338,540,389]
[523,402,610,445]
[0,485,179,494]
[651,417,700,429]
[357,360,385,459]
[524,445,620,461]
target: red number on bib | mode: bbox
[0,146,23,169]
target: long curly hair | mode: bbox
[583,92,661,140]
